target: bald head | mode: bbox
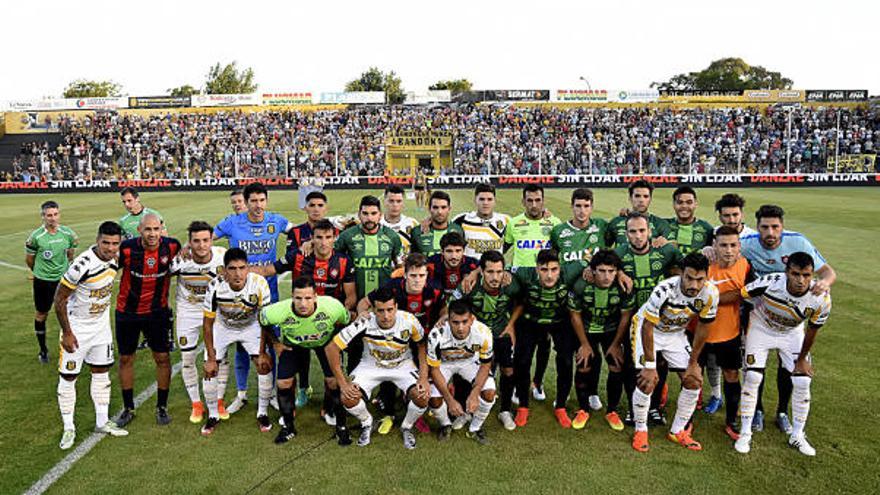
[138,213,163,248]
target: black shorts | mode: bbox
[493,335,514,369]
[699,335,742,371]
[277,346,333,381]
[33,278,59,313]
[115,310,173,355]
[587,331,618,366]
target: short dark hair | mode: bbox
[448,299,472,317]
[714,225,740,238]
[187,220,213,238]
[305,191,327,203]
[229,189,243,197]
[384,185,405,196]
[571,188,593,205]
[369,286,397,306]
[681,252,710,273]
[673,186,697,201]
[429,190,451,207]
[440,232,467,249]
[404,253,428,272]
[224,247,249,266]
[243,182,268,201]
[40,200,59,212]
[359,195,381,211]
[474,183,495,197]
[589,249,621,270]
[522,184,544,198]
[625,211,649,228]
[312,219,336,233]
[479,250,505,269]
[97,221,123,238]
[755,204,785,222]
[786,252,815,271]
[535,249,559,266]
[119,187,139,198]
[293,276,316,291]
[628,179,654,197]
[714,193,745,212]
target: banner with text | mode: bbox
[319,92,385,104]
[261,92,314,105]
[128,96,192,108]
[191,93,262,107]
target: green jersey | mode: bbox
[509,263,584,325]
[259,295,350,348]
[409,222,464,257]
[605,213,670,248]
[549,218,608,265]
[335,225,402,299]
[568,279,634,334]
[119,207,163,239]
[451,279,515,337]
[665,218,715,255]
[614,243,682,308]
[25,225,78,281]
[504,213,562,268]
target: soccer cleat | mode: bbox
[532,384,546,402]
[623,410,635,427]
[257,415,272,432]
[189,402,205,424]
[776,412,794,435]
[116,408,136,428]
[96,421,129,437]
[217,399,230,420]
[226,396,247,415]
[703,396,722,415]
[667,429,702,451]
[789,434,816,456]
[451,413,471,431]
[38,351,49,364]
[201,417,220,436]
[322,411,337,427]
[357,425,372,447]
[554,408,572,429]
[734,433,752,454]
[156,407,172,426]
[588,395,603,411]
[572,410,590,430]
[466,428,489,445]
[414,416,431,433]
[753,410,764,432]
[377,415,394,435]
[437,424,453,441]
[724,424,740,441]
[295,386,312,408]
[605,411,625,431]
[632,430,649,453]
[274,425,297,444]
[336,426,352,446]
[514,407,530,427]
[59,429,76,450]
[498,411,516,431]
[648,409,666,426]
[401,428,417,450]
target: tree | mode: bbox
[62,79,122,98]
[345,67,405,104]
[167,84,200,97]
[204,61,257,95]
[652,57,793,91]
[429,79,473,95]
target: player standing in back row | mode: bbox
[453,183,510,258]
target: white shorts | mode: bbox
[430,360,496,398]
[351,360,419,398]
[744,320,808,372]
[205,325,260,361]
[59,320,114,374]
[631,314,691,371]
[175,320,201,351]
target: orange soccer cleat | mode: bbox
[632,430,649,452]
[572,410,590,430]
[554,408,572,429]
[668,429,703,451]
[217,399,230,420]
[514,407,530,427]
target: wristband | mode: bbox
[643,360,656,370]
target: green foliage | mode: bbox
[429,79,473,95]
[62,80,122,98]
[167,85,200,97]
[345,67,405,104]
[653,57,794,91]
[204,61,257,95]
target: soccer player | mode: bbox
[507,249,589,428]
[381,185,420,256]
[326,288,430,450]
[410,191,464,257]
[427,300,496,445]
[734,253,831,456]
[335,195,403,299]
[452,183,510,258]
[568,249,634,430]
[26,200,78,363]
[713,193,756,237]
[169,221,226,423]
[115,214,181,427]
[229,189,247,214]
[54,221,128,450]
[286,191,335,251]
[118,187,164,239]
[605,179,670,247]
[549,188,608,265]
[630,253,719,453]
[427,232,480,297]
[200,249,272,436]
[664,186,714,255]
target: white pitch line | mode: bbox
[0,260,29,271]
[24,359,186,495]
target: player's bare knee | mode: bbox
[723,369,739,382]
[481,389,496,402]
[60,373,78,382]
[277,378,295,390]
[35,311,48,322]
[429,397,443,408]
[120,354,135,366]
[682,375,700,390]
[90,365,110,374]
[502,367,514,377]
[153,352,171,367]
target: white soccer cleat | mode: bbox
[589,395,603,411]
[357,426,372,447]
[498,411,516,431]
[96,421,129,437]
[59,429,76,450]
[532,385,546,402]
[734,433,752,454]
[452,413,471,431]
[323,413,337,426]
[226,396,248,415]
[789,434,816,456]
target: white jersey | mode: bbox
[60,246,119,324]
[381,214,420,256]
[453,211,510,258]
[171,246,226,328]
[333,310,424,369]
[203,272,271,331]
[637,276,719,334]
[426,320,494,367]
[741,274,831,332]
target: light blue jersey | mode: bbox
[215,212,292,300]
[740,231,826,276]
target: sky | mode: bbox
[3,0,877,100]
